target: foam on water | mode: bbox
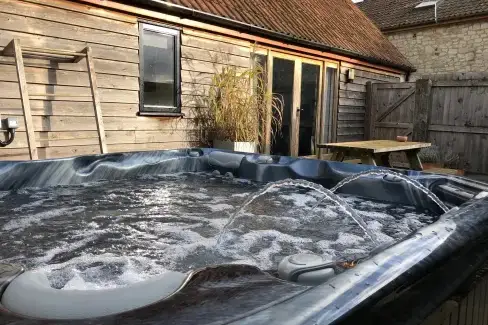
[0,173,438,290]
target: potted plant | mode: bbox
[191,64,283,153]
[418,146,442,170]
[419,146,464,175]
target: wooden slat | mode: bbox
[22,0,136,24]
[339,90,366,99]
[181,46,250,68]
[338,106,365,114]
[0,65,138,90]
[2,115,194,132]
[339,68,400,82]
[181,34,250,58]
[2,131,150,148]
[483,279,488,325]
[338,122,364,128]
[337,128,364,136]
[376,83,415,89]
[0,12,138,50]
[336,134,364,142]
[1,130,196,149]
[0,100,138,117]
[108,141,196,153]
[338,113,364,121]
[318,140,431,153]
[183,28,252,48]
[84,47,107,153]
[413,79,433,142]
[339,82,365,92]
[364,81,374,140]
[181,58,247,75]
[339,75,376,85]
[135,130,191,143]
[339,97,365,107]
[0,81,138,103]
[376,122,412,129]
[0,145,98,159]
[340,61,401,78]
[0,29,138,63]
[3,0,138,36]
[11,39,38,160]
[433,80,488,87]
[428,124,488,135]
[473,281,482,325]
[181,70,215,86]
[0,56,139,76]
[181,82,211,96]
[465,289,475,325]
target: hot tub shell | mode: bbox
[0,148,487,325]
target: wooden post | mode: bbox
[9,39,38,160]
[364,81,375,140]
[83,47,108,154]
[290,59,302,157]
[264,50,273,155]
[412,79,433,142]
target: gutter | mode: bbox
[134,0,415,72]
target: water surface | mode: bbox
[0,172,436,290]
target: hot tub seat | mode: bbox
[1,270,187,320]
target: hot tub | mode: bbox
[0,148,488,325]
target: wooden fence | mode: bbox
[366,76,488,174]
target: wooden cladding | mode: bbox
[0,0,255,160]
[337,63,401,142]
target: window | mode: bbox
[139,23,181,115]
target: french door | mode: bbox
[256,49,338,157]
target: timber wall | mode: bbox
[338,62,401,143]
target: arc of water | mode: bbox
[216,178,379,246]
[330,169,449,213]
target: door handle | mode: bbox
[296,107,303,112]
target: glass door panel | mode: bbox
[298,63,321,156]
[271,57,295,156]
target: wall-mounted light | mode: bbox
[0,117,19,147]
[346,68,355,82]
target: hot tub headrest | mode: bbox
[1,270,187,320]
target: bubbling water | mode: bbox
[0,172,437,290]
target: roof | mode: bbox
[357,0,488,31]
[136,0,413,71]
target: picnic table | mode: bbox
[317,140,431,171]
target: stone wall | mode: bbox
[386,19,488,80]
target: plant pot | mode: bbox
[213,140,257,153]
[422,163,442,170]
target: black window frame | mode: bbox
[138,22,182,116]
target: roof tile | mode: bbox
[158,0,413,69]
[357,0,488,30]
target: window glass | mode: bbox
[140,25,180,112]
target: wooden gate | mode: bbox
[365,82,415,141]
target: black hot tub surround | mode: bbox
[0,148,487,325]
